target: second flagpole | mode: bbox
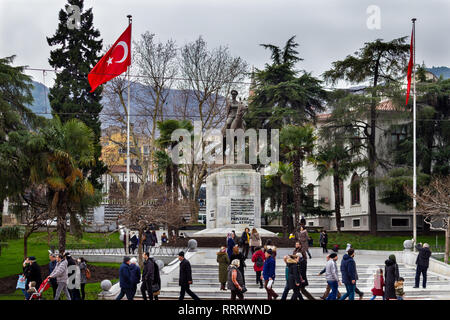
[412,18,417,250]
[126,14,132,200]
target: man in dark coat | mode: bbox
[25,256,42,290]
[298,252,315,300]
[48,254,58,298]
[178,251,200,300]
[116,256,134,300]
[340,248,357,300]
[65,253,81,300]
[319,230,328,253]
[240,228,251,259]
[141,252,155,301]
[414,242,432,288]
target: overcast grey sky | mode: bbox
[0,0,449,87]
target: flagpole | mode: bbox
[412,18,417,250]
[126,14,132,200]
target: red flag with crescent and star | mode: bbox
[88,24,131,92]
[405,28,414,105]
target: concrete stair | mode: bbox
[151,260,450,300]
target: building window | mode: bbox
[352,219,360,227]
[351,173,360,205]
[340,220,345,228]
[391,218,409,227]
[143,145,150,156]
[339,179,344,206]
[390,125,407,148]
[308,222,314,227]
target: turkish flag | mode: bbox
[405,29,413,105]
[88,24,131,92]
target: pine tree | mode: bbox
[47,0,107,190]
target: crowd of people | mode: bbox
[19,252,89,300]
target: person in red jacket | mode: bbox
[251,246,265,289]
[370,268,385,300]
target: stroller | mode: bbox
[28,277,52,300]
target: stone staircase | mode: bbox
[154,259,450,300]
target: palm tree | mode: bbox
[38,117,100,252]
[280,125,316,229]
[156,119,193,197]
[265,162,293,237]
[314,144,356,232]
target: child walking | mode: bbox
[370,269,385,300]
[395,277,405,300]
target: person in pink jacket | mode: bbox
[251,246,265,289]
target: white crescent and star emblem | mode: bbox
[114,41,128,64]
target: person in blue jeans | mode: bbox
[325,253,340,300]
[340,248,357,300]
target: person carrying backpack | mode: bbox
[251,246,265,289]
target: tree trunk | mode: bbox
[57,200,67,253]
[23,232,30,259]
[138,228,144,268]
[281,185,288,238]
[333,171,341,233]
[172,164,179,200]
[292,155,302,230]
[445,224,449,265]
[368,62,380,236]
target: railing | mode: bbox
[57,244,188,257]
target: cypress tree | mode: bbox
[47,0,107,190]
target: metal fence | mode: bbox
[56,244,188,257]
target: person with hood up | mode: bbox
[116,256,134,300]
[414,242,432,288]
[48,254,71,300]
[227,259,246,300]
[384,254,400,300]
[251,246,265,289]
[340,248,357,300]
[217,246,230,290]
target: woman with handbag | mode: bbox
[249,228,261,255]
[227,259,246,300]
[78,257,89,300]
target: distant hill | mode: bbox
[427,66,450,80]
[28,80,225,126]
[28,81,52,118]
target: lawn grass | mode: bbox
[0,231,121,278]
[306,232,446,251]
[0,279,119,300]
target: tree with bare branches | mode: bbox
[409,176,450,264]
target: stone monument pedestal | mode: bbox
[194,165,275,238]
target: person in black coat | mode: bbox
[178,251,200,300]
[141,252,155,301]
[384,254,400,300]
[65,253,80,300]
[25,256,42,291]
[297,252,315,300]
[129,258,141,299]
[287,255,303,300]
[240,228,251,259]
[230,245,246,285]
[319,230,328,253]
[414,242,432,288]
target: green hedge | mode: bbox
[0,226,24,242]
